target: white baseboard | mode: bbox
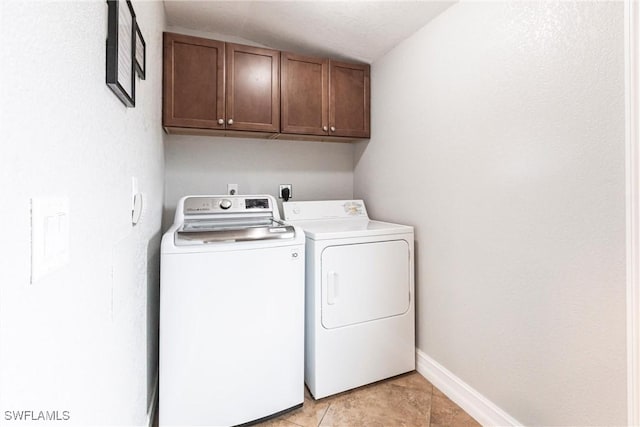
[416,349,522,426]
[146,372,159,427]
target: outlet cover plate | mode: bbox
[279,184,292,199]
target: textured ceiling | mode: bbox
[163,1,455,63]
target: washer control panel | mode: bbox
[183,196,272,215]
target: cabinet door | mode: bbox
[226,43,280,133]
[163,33,225,129]
[281,53,328,136]
[329,61,370,138]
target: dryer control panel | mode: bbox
[283,200,368,221]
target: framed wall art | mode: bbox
[135,22,146,80]
[106,0,136,107]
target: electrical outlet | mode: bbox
[279,184,292,199]
[227,184,238,195]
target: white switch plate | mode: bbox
[31,197,69,283]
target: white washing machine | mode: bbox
[160,195,305,426]
[283,200,415,399]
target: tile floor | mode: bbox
[153,371,480,427]
[255,371,480,427]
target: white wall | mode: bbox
[354,2,626,425]
[164,136,354,228]
[0,1,165,425]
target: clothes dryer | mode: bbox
[283,200,414,399]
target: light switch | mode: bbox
[31,197,69,283]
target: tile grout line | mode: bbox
[316,401,331,427]
[428,381,434,427]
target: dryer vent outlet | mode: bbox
[279,185,292,201]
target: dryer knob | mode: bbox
[219,199,232,210]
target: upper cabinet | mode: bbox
[281,53,328,136]
[281,54,370,138]
[163,33,224,130]
[226,43,280,133]
[163,32,370,141]
[164,33,280,134]
[329,61,370,138]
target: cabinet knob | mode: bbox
[323,125,328,132]
[217,118,224,125]
[330,126,336,132]
[227,119,234,125]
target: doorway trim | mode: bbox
[626,0,640,424]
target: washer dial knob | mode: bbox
[219,199,232,210]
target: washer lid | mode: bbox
[176,218,295,245]
[290,218,412,240]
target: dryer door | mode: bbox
[321,239,410,329]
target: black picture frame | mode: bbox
[134,22,146,80]
[106,0,136,107]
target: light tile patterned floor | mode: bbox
[256,371,481,427]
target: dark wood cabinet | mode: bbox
[163,33,279,134]
[281,54,370,138]
[281,53,328,136]
[164,32,369,141]
[163,33,225,130]
[330,61,370,138]
[226,43,280,133]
